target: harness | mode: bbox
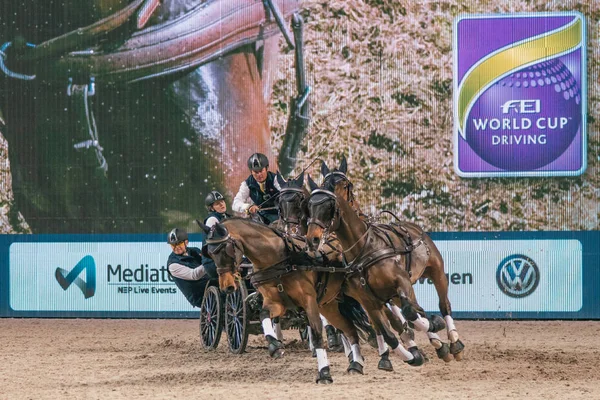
[308,186,426,303]
[1,0,308,172]
[207,224,345,306]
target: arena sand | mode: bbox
[1,319,599,399]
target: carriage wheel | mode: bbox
[199,285,223,350]
[225,283,249,354]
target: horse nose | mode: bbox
[311,237,320,248]
[225,286,235,294]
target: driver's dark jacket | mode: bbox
[245,171,279,223]
[167,247,209,307]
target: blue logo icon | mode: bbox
[496,254,540,298]
[55,255,96,299]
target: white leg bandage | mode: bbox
[376,335,389,356]
[315,348,329,370]
[307,326,315,351]
[392,343,414,362]
[261,318,277,340]
[427,332,443,349]
[341,334,352,357]
[320,314,330,327]
[445,315,459,342]
[273,321,283,341]
[351,344,364,366]
[388,304,407,325]
[444,315,457,332]
[412,315,430,332]
[400,331,417,348]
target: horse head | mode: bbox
[306,172,340,251]
[198,221,243,294]
[276,171,309,234]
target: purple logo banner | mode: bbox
[453,13,587,177]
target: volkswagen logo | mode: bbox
[496,254,540,298]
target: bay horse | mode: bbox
[306,158,465,362]
[0,0,294,233]
[276,170,432,367]
[198,217,412,383]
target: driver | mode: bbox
[166,228,211,307]
[232,153,281,224]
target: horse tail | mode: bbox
[337,294,378,348]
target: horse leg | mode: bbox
[320,314,343,352]
[396,282,446,334]
[258,288,286,359]
[386,303,427,363]
[319,300,364,375]
[347,283,423,369]
[427,256,465,361]
[368,306,424,368]
[272,317,284,341]
[303,295,333,384]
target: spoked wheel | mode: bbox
[225,283,249,354]
[199,285,223,350]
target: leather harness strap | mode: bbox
[12,0,299,84]
[15,0,151,63]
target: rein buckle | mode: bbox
[277,283,284,292]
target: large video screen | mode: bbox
[0,1,597,234]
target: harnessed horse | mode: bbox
[276,170,436,367]
[198,217,374,383]
[306,157,465,362]
[0,0,305,233]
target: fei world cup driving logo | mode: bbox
[453,13,587,177]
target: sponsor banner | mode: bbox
[9,242,203,312]
[1,233,595,318]
[413,239,582,312]
[453,12,587,177]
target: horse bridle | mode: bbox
[307,188,341,235]
[278,187,306,233]
[306,171,353,233]
[206,234,243,276]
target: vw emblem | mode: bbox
[496,254,540,298]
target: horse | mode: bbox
[305,158,465,362]
[198,217,372,383]
[275,170,433,366]
[0,0,295,233]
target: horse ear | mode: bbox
[276,170,287,188]
[195,219,210,234]
[214,223,228,237]
[307,174,318,191]
[296,171,305,186]
[321,161,330,177]
[339,155,348,174]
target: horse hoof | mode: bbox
[316,366,333,384]
[436,343,452,362]
[271,348,285,359]
[405,351,425,367]
[378,359,393,372]
[326,327,343,352]
[312,349,317,358]
[427,314,446,333]
[450,339,465,360]
[347,361,364,375]
[329,344,344,353]
[408,346,428,364]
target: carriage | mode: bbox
[198,263,257,354]
[198,262,308,354]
